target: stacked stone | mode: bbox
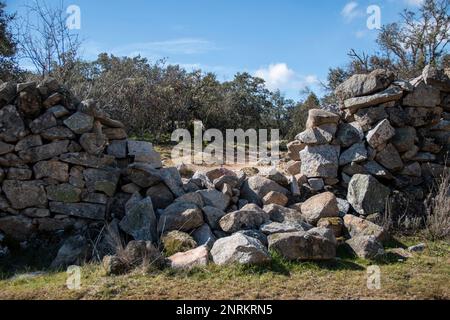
[287,65,450,218]
[0,78,164,248]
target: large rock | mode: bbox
[405,107,442,127]
[60,152,116,169]
[210,233,271,266]
[0,215,34,241]
[29,112,57,134]
[0,105,27,142]
[343,86,403,112]
[49,202,105,220]
[146,183,174,209]
[63,112,94,134]
[161,230,197,256]
[339,142,368,166]
[347,174,390,216]
[287,140,305,161]
[83,168,120,197]
[197,189,230,211]
[126,163,162,188]
[262,191,288,207]
[375,144,404,171]
[260,221,308,235]
[127,140,162,167]
[219,204,269,233]
[354,106,388,131]
[366,119,396,149]
[301,192,339,225]
[107,140,128,159]
[268,228,336,261]
[0,82,17,106]
[300,145,340,178]
[158,201,204,233]
[264,204,305,225]
[336,122,364,147]
[15,135,42,152]
[168,246,209,270]
[422,64,450,92]
[3,180,47,210]
[335,69,395,100]
[192,224,216,248]
[391,127,417,153]
[203,206,227,230]
[343,215,388,243]
[306,109,340,129]
[159,167,185,197]
[33,160,69,182]
[240,176,289,206]
[403,81,441,108]
[346,236,384,259]
[50,235,89,269]
[119,196,157,242]
[19,140,69,163]
[46,184,82,203]
[296,124,337,145]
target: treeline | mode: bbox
[1,0,449,142]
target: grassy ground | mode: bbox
[0,237,448,300]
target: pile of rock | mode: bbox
[287,66,450,220]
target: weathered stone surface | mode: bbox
[146,183,174,209]
[317,217,344,238]
[285,160,301,176]
[346,235,384,259]
[301,192,339,225]
[363,161,393,179]
[46,184,82,203]
[47,105,69,118]
[347,174,390,216]
[287,140,305,161]
[6,167,33,180]
[63,112,94,134]
[198,189,230,211]
[83,168,120,196]
[119,195,157,242]
[354,106,388,132]
[102,255,127,276]
[43,92,64,108]
[175,192,204,207]
[339,142,368,166]
[0,82,17,106]
[158,202,204,233]
[262,191,288,207]
[192,224,217,248]
[268,228,336,261]
[80,131,108,156]
[15,135,42,152]
[19,140,69,163]
[401,162,422,177]
[431,120,450,131]
[49,202,105,220]
[306,109,340,129]
[213,175,240,190]
[403,81,441,108]
[3,180,47,210]
[405,107,442,127]
[219,204,269,233]
[260,221,308,235]
[211,233,271,266]
[33,160,69,182]
[0,215,34,241]
[30,112,57,134]
[82,192,108,205]
[344,215,388,243]
[203,206,227,230]
[336,122,364,147]
[159,167,185,198]
[103,128,127,140]
[126,163,161,188]
[308,178,325,191]
[168,245,209,270]
[335,69,395,100]
[127,140,162,167]
[107,140,127,159]
[375,144,404,171]
[343,86,403,111]
[300,145,340,179]
[296,124,337,145]
[366,120,396,149]
[123,240,164,267]
[41,126,76,141]
[0,141,14,155]
[51,235,89,269]
[162,230,197,256]
[0,105,27,142]
[392,127,417,153]
[264,204,306,225]
[22,208,51,218]
[422,64,450,92]
[240,176,289,206]
[17,88,41,117]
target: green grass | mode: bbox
[0,237,448,300]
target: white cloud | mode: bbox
[341,2,361,22]
[404,0,424,7]
[254,63,320,92]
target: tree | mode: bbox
[0,1,19,81]
[15,0,81,81]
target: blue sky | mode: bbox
[7,0,426,99]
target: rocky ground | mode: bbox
[0,237,448,300]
